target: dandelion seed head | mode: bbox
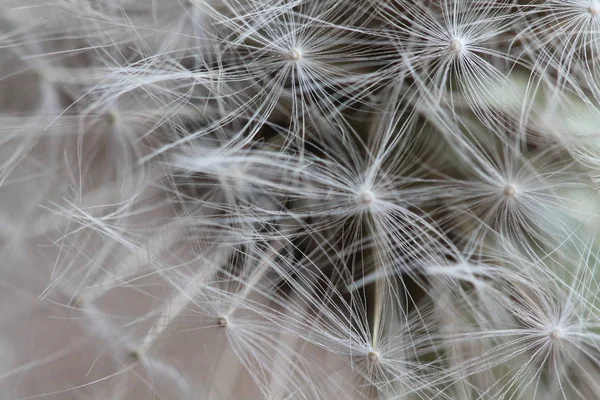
[9,1,600,398]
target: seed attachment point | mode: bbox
[356,191,375,206]
[217,317,229,327]
[449,38,465,54]
[589,3,600,17]
[106,110,119,124]
[503,184,518,198]
[287,48,302,61]
[550,327,562,341]
[367,351,380,363]
[128,349,144,362]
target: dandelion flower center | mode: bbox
[589,3,600,17]
[217,316,229,327]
